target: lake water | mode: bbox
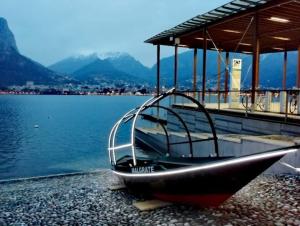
[0,95,148,180]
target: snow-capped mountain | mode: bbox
[49,52,152,83]
[104,52,152,80]
[49,54,98,74]
[97,51,130,60]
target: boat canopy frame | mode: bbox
[108,89,219,166]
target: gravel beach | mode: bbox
[0,170,299,226]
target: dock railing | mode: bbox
[179,89,300,121]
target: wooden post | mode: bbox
[283,50,287,90]
[217,51,221,92]
[174,45,178,90]
[217,51,221,109]
[156,45,160,96]
[202,27,207,103]
[298,46,300,88]
[193,48,197,92]
[251,14,260,107]
[225,52,229,103]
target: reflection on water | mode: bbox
[0,97,22,175]
[0,95,148,180]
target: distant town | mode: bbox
[0,81,156,95]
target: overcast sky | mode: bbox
[0,0,229,67]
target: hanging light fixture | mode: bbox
[268,16,290,23]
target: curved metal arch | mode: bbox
[109,90,172,165]
[140,113,170,155]
[177,92,219,157]
[143,105,194,158]
[130,95,166,165]
[108,108,137,165]
[130,89,175,165]
[109,89,219,167]
[142,91,219,157]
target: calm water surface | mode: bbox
[0,95,148,180]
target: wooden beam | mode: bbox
[225,52,229,102]
[202,28,207,103]
[254,39,260,89]
[298,46,300,88]
[156,45,160,96]
[252,13,260,106]
[219,27,300,46]
[193,48,198,92]
[283,50,287,90]
[217,50,222,109]
[174,45,178,90]
[217,51,222,92]
[171,0,294,41]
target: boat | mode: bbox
[108,89,298,207]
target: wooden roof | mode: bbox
[145,0,300,53]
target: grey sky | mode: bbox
[0,0,229,67]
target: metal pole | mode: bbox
[245,95,249,117]
[297,46,300,88]
[285,90,289,122]
[174,45,178,90]
[251,13,260,111]
[217,51,221,110]
[283,50,287,90]
[193,48,197,98]
[202,27,207,104]
[225,52,229,103]
[156,45,160,96]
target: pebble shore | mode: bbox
[0,170,299,226]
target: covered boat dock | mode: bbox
[144,0,300,175]
[145,0,300,122]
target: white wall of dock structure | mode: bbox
[140,106,300,175]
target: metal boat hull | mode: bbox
[113,151,288,207]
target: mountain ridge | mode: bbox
[72,58,144,84]
[150,50,297,89]
[0,18,18,53]
[0,17,70,86]
[49,52,152,84]
[1,16,297,89]
[51,50,298,89]
[49,54,98,74]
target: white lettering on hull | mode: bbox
[131,166,154,174]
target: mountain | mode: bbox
[258,52,296,88]
[72,58,139,84]
[1,15,296,88]
[50,49,297,88]
[49,52,152,83]
[100,52,152,81]
[150,50,297,89]
[48,54,98,74]
[0,17,67,87]
[0,18,18,53]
